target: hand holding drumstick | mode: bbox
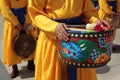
[55,23,70,42]
[55,20,110,41]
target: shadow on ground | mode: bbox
[18,66,34,79]
[96,65,110,74]
[112,44,120,53]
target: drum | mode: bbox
[13,30,36,58]
[57,25,113,68]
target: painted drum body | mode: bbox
[57,26,113,68]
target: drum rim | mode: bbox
[67,29,113,38]
[59,57,111,68]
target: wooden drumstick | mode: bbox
[67,23,96,30]
[86,23,96,30]
[67,25,86,28]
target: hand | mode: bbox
[15,24,22,30]
[109,12,120,28]
[118,12,120,17]
[23,23,30,30]
[55,23,69,42]
[110,12,119,20]
[96,20,110,29]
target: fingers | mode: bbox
[101,20,110,28]
[97,20,110,29]
[15,23,31,31]
[23,23,30,30]
[60,24,69,40]
[56,23,70,42]
[15,24,22,30]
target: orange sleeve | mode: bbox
[28,0,58,40]
[0,0,19,27]
[117,0,120,12]
[98,0,113,14]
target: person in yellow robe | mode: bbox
[95,0,120,40]
[0,0,38,78]
[28,0,110,80]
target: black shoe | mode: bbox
[27,64,35,71]
[10,64,19,78]
[10,70,19,78]
[27,60,35,71]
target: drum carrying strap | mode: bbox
[55,15,84,80]
[11,7,26,34]
[93,0,117,12]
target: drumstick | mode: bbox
[67,24,96,30]
[67,25,86,29]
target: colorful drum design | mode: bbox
[56,26,113,68]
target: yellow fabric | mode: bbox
[0,0,38,66]
[98,0,120,21]
[28,0,99,80]
[98,0,120,40]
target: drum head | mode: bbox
[13,34,36,58]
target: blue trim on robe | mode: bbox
[11,7,26,34]
[94,0,117,12]
[94,1,99,7]
[68,66,77,80]
[108,1,117,12]
[55,15,84,80]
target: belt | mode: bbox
[54,15,85,25]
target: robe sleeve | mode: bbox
[25,0,32,24]
[28,0,59,40]
[82,0,99,23]
[0,0,19,27]
[98,0,113,14]
[117,0,120,12]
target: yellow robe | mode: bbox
[98,0,120,40]
[0,0,38,66]
[28,0,99,80]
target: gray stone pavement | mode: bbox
[0,60,12,80]
[0,13,120,80]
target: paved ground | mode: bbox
[0,13,120,80]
